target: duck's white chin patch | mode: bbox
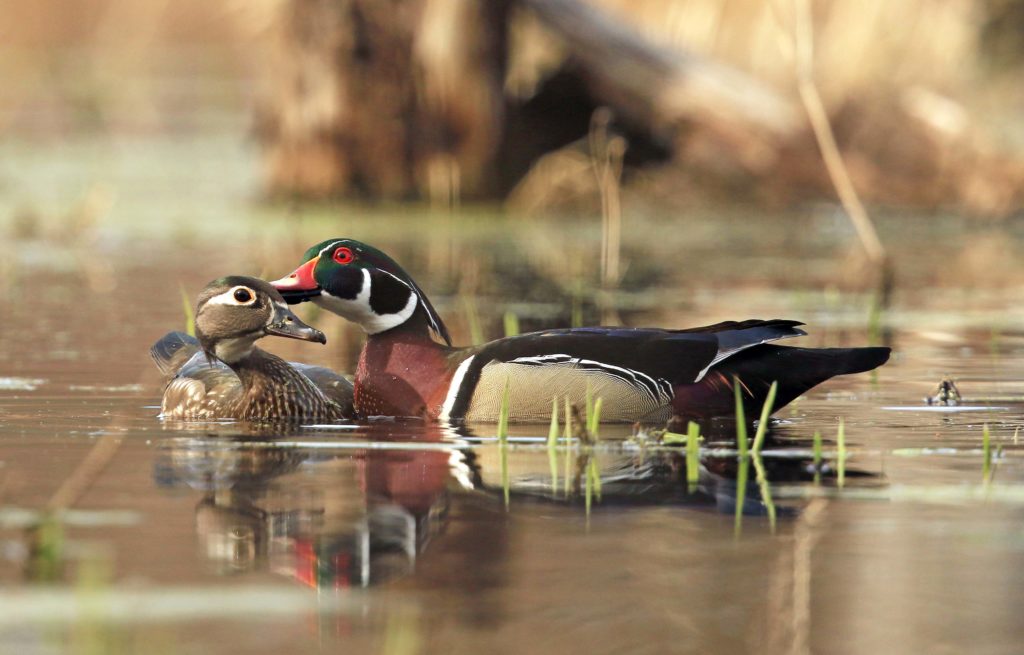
[214,337,257,364]
[314,269,418,335]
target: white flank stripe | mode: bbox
[509,354,672,404]
[439,355,475,421]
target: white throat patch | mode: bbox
[213,336,258,364]
[314,268,418,335]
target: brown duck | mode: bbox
[151,276,353,421]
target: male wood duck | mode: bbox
[270,239,890,422]
[151,276,354,421]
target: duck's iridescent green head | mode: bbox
[271,238,451,345]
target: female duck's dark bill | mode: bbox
[265,303,327,343]
[270,257,322,304]
[265,319,326,343]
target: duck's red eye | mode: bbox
[332,247,354,265]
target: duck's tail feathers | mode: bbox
[827,346,892,375]
[674,345,891,418]
[150,331,202,379]
[735,345,891,411]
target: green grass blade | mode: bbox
[26,513,64,582]
[585,455,593,517]
[662,431,687,445]
[686,421,701,489]
[547,396,559,494]
[498,377,511,508]
[734,376,748,457]
[590,397,603,438]
[734,455,749,538]
[733,376,751,538]
[503,311,520,337]
[588,398,602,499]
[751,453,777,533]
[585,383,594,433]
[837,417,847,488]
[179,284,195,337]
[563,397,572,496]
[750,381,779,454]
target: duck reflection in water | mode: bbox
[462,418,879,517]
[155,427,463,587]
[154,417,879,589]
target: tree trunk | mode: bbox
[260,0,510,202]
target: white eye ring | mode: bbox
[208,286,258,306]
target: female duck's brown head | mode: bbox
[194,276,326,364]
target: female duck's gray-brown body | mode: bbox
[151,277,354,421]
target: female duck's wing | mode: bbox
[150,331,204,380]
[150,331,354,419]
[157,349,241,420]
[289,363,355,414]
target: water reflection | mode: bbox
[153,421,873,588]
[155,426,455,587]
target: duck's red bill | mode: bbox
[270,257,321,304]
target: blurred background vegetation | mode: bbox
[3,0,1023,217]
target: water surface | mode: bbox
[2,126,1024,654]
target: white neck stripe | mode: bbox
[314,268,418,335]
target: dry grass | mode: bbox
[587,0,981,105]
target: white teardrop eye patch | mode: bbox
[207,286,259,306]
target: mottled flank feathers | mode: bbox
[150,331,354,421]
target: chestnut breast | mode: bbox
[354,335,455,418]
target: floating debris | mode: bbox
[926,377,961,406]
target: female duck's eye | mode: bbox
[233,288,253,303]
[332,247,354,265]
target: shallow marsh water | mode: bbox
[3,129,1024,655]
[3,225,1024,655]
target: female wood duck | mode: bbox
[151,276,354,421]
[270,240,890,422]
